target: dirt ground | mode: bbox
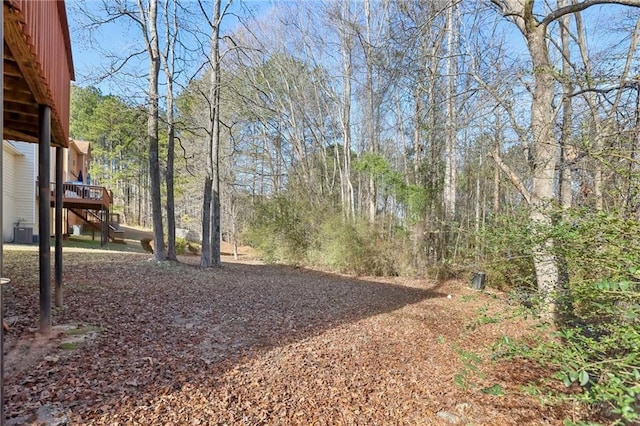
[118,225,153,242]
[1,243,582,425]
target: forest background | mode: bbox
[67,1,640,421]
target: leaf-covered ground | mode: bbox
[2,242,576,425]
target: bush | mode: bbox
[492,208,640,424]
[308,216,396,276]
[243,196,398,276]
[243,195,315,265]
[477,209,536,291]
[553,210,640,423]
[175,237,188,255]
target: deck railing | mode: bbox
[51,182,112,207]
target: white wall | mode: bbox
[2,141,37,242]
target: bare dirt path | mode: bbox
[2,247,570,425]
[118,225,153,242]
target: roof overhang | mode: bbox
[2,140,25,156]
[3,0,74,148]
[70,139,90,155]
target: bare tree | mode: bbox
[558,0,574,211]
[160,0,179,260]
[443,0,459,220]
[489,0,640,321]
[137,0,166,261]
[201,0,225,268]
[337,1,356,221]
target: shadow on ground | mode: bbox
[2,248,446,422]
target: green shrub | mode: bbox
[554,210,640,423]
[175,237,188,255]
[308,216,396,276]
[243,195,315,265]
[244,197,397,276]
[492,208,640,424]
[478,209,536,291]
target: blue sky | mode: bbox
[66,1,639,103]
[67,0,272,98]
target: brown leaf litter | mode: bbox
[1,245,579,425]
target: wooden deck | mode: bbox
[50,182,111,210]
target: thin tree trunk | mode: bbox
[162,0,178,261]
[629,87,640,214]
[493,113,501,214]
[559,3,573,210]
[339,2,355,222]
[443,0,458,221]
[140,0,165,261]
[201,0,222,267]
[364,0,377,224]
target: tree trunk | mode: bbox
[493,113,501,214]
[443,0,458,221]
[201,177,212,267]
[558,7,573,211]
[143,0,166,261]
[339,1,355,222]
[364,0,377,224]
[162,0,178,261]
[201,0,222,267]
[525,12,560,321]
[166,116,177,260]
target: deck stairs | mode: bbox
[68,208,125,243]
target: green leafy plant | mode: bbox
[308,215,396,276]
[243,195,314,265]
[477,209,536,290]
[453,346,485,390]
[488,208,640,424]
[481,384,505,396]
[174,237,188,255]
[465,305,502,330]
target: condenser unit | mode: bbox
[14,227,33,244]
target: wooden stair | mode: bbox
[68,208,125,243]
[47,182,119,247]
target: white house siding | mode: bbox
[2,141,37,243]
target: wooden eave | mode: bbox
[3,1,70,148]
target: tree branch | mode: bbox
[569,80,640,99]
[540,0,640,26]
[488,150,531,204]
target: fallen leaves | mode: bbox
[2,247,569,425]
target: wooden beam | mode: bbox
[2,118,38,134]
[3,128,37,143]
[3,4,69,149]
[3,98,36,111]
[3,5,50,105]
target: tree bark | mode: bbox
[161,0,178,261]
[558,4,573,210]
[139,0,165,261]
[524,5,561,321]
[362,0,378,224]
[493,114,501,214]
[443,0,458,221]
[201,176,212,267]
[201,0,222,268]
[338,1,355,222]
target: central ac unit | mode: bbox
[14,227,33,244]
